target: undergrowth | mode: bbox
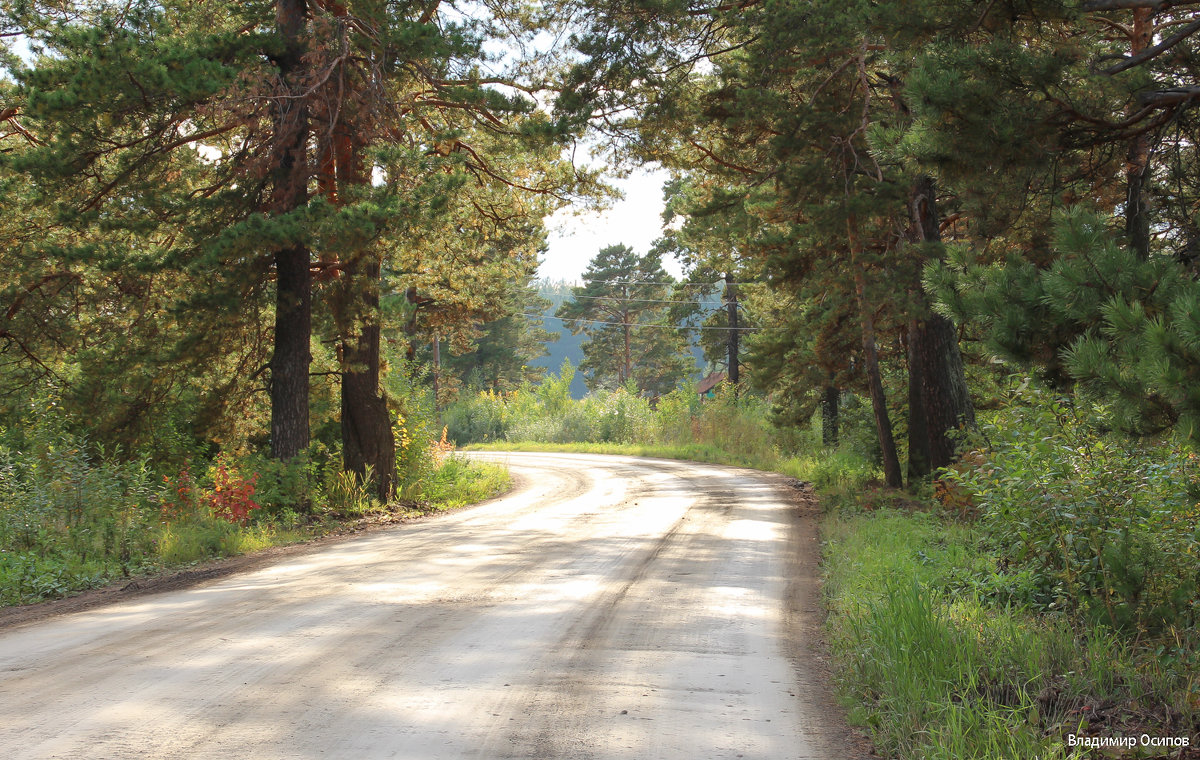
[0,414,511,607]
[823,510,1199,759]
[819,385,1200,759]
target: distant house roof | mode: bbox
[697,372,727,395]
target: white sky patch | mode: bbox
[193,143,222,164]
[541,165,684,283]
[2,32,34,78]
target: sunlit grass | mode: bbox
[3,453,511,607]
[419,456,510,511]
[822,509,1198,759]
[466,439,879,496]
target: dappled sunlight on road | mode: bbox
[0,452,845,760]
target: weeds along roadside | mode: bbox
[813,407,1198,759]
[0,409,509,607]
[455,378,1200,760]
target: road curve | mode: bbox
[0,452,853,760]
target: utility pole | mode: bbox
[725,271,739,396]
[432,334,441,412]
[622,282,632,384]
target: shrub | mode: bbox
[206,455,260,525]
[244,450,315,516]
[946,387,1200,635]
[444,389,510,444]
[0,415,162,599]
[689,385,777,461]
[651,387,700,445]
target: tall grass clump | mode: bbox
[0,414,162,603]
[822,509,1200,759]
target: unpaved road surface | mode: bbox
[0,452,858,759]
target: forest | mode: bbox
[3,0,1200,757]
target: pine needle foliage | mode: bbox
[929,206,1200,443]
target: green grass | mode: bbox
[466,439,878,496]
[418,456,510,510]
[822,509,1200,759]
[468,438,775,467]
[823,511,1064,758]
[155,519,308,566]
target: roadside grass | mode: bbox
[0,454,510,607]
[823,508,1200,760]
[466,439,877,500]
[824,511,1060,758]
[414,456,510,511]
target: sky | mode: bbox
[539,166,685,283]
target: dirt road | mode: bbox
[0,452,857,759]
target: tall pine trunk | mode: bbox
[336,253,396,500]
[269,0,311,461]
[327,124,396,500]
[856,270,902,489]
[821,382,839,447]
[1125,7,1153,260]
[726,272,739,397]
[906,176,975,482]
[848,215,903,489]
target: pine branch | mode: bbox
[1102,17,1200,74]
[79,121,242,213]
[685,0,763,16]
[0,107,43,146]
[4,272,80,321]
[1137,85,1200,106]
[1082,0,1199,10]
[686,138,759,175]
[0,330,60,381]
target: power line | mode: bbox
[559,278,714,286]
[546,293,722,305]
[543,277,769,287]
[520,312,770,332]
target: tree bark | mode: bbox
[1126,7,1153,260]
[269,0,311,462]
[329,124,396,500]
[821,382,839,447]
[337,252,396,500]
[847,210,903,488]
[855,269,903,489]
[906,176,975,482]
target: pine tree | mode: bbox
[444,276,557,393]
[929,207,1200,441]
[560,0,988,486]
[556,245,692,395]
[1,2,283,451]
[2,0,589,491]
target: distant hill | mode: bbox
[530,280,715,399]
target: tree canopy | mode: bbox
[8,0,1200,493]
